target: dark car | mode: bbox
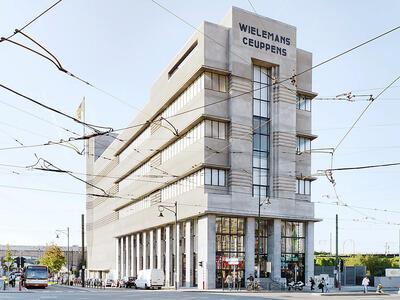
[125,277,136,288]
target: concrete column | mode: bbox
[185,221,193,287]
[176,223,181,288]
[267,219,282,281]
[115,238,119,279]
[131,235,136,276]
[157,228,162,269]
[120,236,125,278]
[245,217,255,279]
[143,232,147,270]
[136,233,141,273]
[125,236,129,278]
[165,226,171,286]
[305,222,315,282]
[149,230,154,269]
[197,215,216,289]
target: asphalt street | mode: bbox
[0,285,399,300]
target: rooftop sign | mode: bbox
[238,22,290,57]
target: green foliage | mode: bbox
[390,256,400,268]
[314,256,336,266]
[38,245,65,274]
[2,245,14,270]
[314,254,400,276]
[343,255,394,276]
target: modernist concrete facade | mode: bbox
[86,7,318,289]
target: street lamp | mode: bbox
[56,227,70,286]
[158,201,178,290]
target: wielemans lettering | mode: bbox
[239,22,290,56]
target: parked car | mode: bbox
[105,279,114,287]
[125,277,136,288]
[135,269,164,289]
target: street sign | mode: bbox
[226,258,240,265]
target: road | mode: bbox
[0,285,399,300]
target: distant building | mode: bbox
[86,7,318,288]
[0,245,83,271]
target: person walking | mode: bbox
[318,277,325,293]
[236,274,241,291]
[225,273,233,291]
[362,276,370,293]
[309,277,315,291]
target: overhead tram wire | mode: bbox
[322,161,400,173]
[0,0,63,43]
[2,160,398,225]
[150,0,400,96]
[150,0,297,95]
[2,31,147,115]
[334,74,400,152]
[0,83,113,134]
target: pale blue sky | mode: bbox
[0,0,399,254]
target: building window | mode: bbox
[255,220,268,278]
[296,179,311,195]
[281,221,305,283]
[205,120,226,139]
[253,65,271,198]
[215,217,245,288]
[204,72,227,92]
[204,168,225,186]
[296,136,311,154]
[296,94,311,111]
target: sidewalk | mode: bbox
[0,284,30,293]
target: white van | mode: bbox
[135,269,164,289]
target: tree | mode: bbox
[38,245,65,274]
[2,245,14,271]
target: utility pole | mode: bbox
[81,214,85,287]
[335,214,339,288]
[398,229,400,268]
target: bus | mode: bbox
[23,265,48,288]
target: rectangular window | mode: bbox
[296,179,311,195]
[296,94,312,111]
[205,120,227,140]
[296,136,311,154]
[252,66,271,199]
[281,221,306,283]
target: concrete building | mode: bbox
[86,7,318,289]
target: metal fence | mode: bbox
[314,265,366,286]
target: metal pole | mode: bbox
[174,201,178,290]
[67,227,70,286]
[335,214,339,288]
[398,229,400,268]
[81,214,85,287]
[257,194,261,279]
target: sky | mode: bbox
[0,0,399,254]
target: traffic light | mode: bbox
[13,257,26,268]
[199,261,203,267]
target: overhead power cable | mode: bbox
[334,74,400,152]
[26,156,110,196]
[0,98,80,136]
[0,83,112,133]
[315,201,400,215]
[151,0,400,91]
[322,162,400,173]
[1,0,63,42]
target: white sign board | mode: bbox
[227,258,240,265]
[385,269,400,277]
